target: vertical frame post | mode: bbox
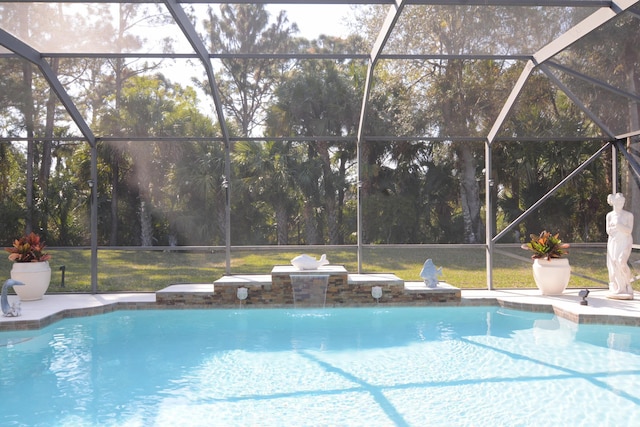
[485,140,494,290]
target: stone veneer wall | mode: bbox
[273,271,347,306]
[156,277,462,308]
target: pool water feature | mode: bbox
[1,307,640,426]
[290,274,330,308]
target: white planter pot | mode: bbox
[532,258,571,295]
[10,261,52,301]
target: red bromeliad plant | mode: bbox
[5,232,52,263]
[521,230,570,260]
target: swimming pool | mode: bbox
[1,306,640,426]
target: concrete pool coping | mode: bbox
[1,288,639,331]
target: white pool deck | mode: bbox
[2,287,640,330]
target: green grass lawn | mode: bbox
[0,244,634,293]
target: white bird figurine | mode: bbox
[2,279,25,317]
[420,259,443,288]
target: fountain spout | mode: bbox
[2,279,25,317]
[237,287,248,301]
[371,286,383,303]
[290,274,330,308]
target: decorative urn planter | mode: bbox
[5,232,52,301]
[11,261,52,301]
[532,258,571,295]
[522,231,571,296]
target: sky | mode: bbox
[267,4,353,39]
[161,4,356,114]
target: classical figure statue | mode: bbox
[606,193,634,299]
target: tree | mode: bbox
[80,2,172,245]
[172,140,228,245]
[560,14,640,242]
[99,75,217,246]
[205,4,297,137]
[267,49,359,244]
[495,66,610,242]
[0,143,25,244]
[354,5,571,243]
[234,140,299,244]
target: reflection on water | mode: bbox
[608,332,632,352]
[532,317,577,347]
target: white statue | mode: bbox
[606,193,634,300]
[290,254,329,270]
[420,259,443,288]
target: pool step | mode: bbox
[404,281,462,302]
[213,274,273,290]
[348,273,404,286]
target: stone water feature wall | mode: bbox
[156,265,461,307]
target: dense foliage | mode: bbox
[0,3,634,248]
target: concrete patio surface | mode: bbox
[1,288,639,330]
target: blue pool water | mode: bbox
[1,306,640,426]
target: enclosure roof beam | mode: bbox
[0,28,96,146]
[1,135,605,144]
[534,0,639,65]
[487,60,536,143]
[615,140,640,182]
[164,0,230,143]
[547,61,640,103]
[539,64,616,138]
[7,0,615,6]
[358,0,406,139]
[164,0,233,274]
[617,129,640,139]
[493,142,612,243]
[370,0,406,66]
[0,52,534,62]
[487,0,638,143]
[355,0,407,272]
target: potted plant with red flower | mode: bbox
[5,232,52,300]
[521,230,571,295]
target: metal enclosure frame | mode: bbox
[1,0,639,291]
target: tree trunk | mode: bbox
[303,201,319,244]
[110,157,119,245]
[317,141,339,244]
[217,191,226,246]
[39,57,59,238]
[136,148,154,246]
[139,200,153,246]
[336,151,347,244]
[360,141,372,244]
[275,203,288,245]
[457,144,482,243]
[23,61,34,235]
